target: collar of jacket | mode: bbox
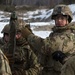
[52,22,75,32]
[16,37,28,46]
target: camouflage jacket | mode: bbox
[61,54,75,75]
[26,23,75,73]
[8,37,40,75]
[0,49,12,75]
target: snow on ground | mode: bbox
[32,31,52,38]
[30,22,53,26]
[0,4,75,38]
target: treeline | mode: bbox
[0,0,75,7]
[0,0,75,12]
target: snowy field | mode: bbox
[0,4,75,38]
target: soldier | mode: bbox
[12,27,40,75]
[0,24,10,53]
[0,49,12,75]
[2,19,40,75]
[20,4,75,75]
[0,23,12,75]
[1,24,10,43]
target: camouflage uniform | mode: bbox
[61,54,75,75]
[27,23,75,75]
[11,37,40,75]
[1,18,40,75]
[2,35,40,75]
[21,4,75,75]
[0,49,12,75]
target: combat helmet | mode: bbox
[51,4,73,23]
[1,24,10,34]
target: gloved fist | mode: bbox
[25,24,32,32]
[21,27,32,38]
[52,51,66,64]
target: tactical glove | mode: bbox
[21,27,32,38]
[25,24,32,33]
[52,51,66,64]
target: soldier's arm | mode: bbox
[21,26,50,55]
[21,26,44,54]
[27,34,44,54]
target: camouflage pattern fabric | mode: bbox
[61,54,75,75]
[27,22,75,75]
[0,49,12,75]
[12,37,40,75]
[51,4,73,23]
[2,37,40,75]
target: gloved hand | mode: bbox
[52,51,66,64]
[25,24,32,33]
[21,27,32,38]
